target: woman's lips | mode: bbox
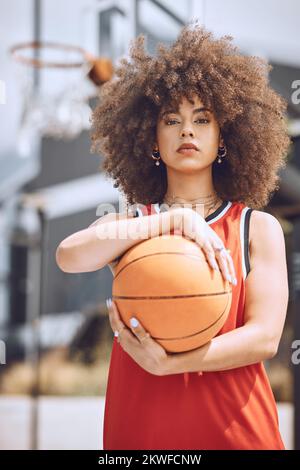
[177,148,199,155]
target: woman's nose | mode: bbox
[180,129,194,137]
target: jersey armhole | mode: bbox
[244,208,253,280]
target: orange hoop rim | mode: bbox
[9,41,94,69]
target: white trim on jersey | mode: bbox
[206,201,232,225]
[240,206,251,281]
[152,200,232,222]
[153,202,160,214]
[135,207,144,217]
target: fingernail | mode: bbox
[130,317,139,328]
[233,278,237,285]
[114,330,119,337]
[106,298,112,309]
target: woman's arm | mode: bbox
[165,210,289,375]
[55,208,183,274]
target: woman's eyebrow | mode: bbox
[160,107,211,118]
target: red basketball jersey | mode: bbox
[103,200,285,450]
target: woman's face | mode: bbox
[156,94,223,173]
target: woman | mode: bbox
[57,22,290,449]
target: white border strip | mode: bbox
[0,80,6,104]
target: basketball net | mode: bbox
[9,41,98,155]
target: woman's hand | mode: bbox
[106,298,171,376]
[172,207,237,285]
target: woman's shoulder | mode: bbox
[248,210,284,255]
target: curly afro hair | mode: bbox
[90,20,291,210]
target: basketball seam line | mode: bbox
[113,291,231,299]
[151,297,230,341]
[114,251,211,280]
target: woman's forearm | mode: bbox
[56,209,183,273]
[166,323,277,375]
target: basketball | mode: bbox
[112,234,232,353]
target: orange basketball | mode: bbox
[112,234,232,353]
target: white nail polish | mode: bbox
[130,317,139,328]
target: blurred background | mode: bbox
[0,0,300,450]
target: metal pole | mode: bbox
[28,0,42,450]
[33,0,41,89]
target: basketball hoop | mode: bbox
[9,41,98,151]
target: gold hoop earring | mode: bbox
[151,148,161,166]
[217,145,227,164]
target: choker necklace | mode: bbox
[162,192,222,218]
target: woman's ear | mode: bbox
[219,135,225,147]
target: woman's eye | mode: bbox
[195,118,209,124]
[166,120,178,125]
[165,118,209,125]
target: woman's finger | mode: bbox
[129,317,151,344]
[216,246,236,284]
[106,298,141,348]
[215,248,233,284]
[106,298,126,334]
[209,237,233,284]
[202,240,219,271]
[224,251,237,284]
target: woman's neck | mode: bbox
[164,166,218,202]
[162,193,223,219]
[161,167,223,218]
